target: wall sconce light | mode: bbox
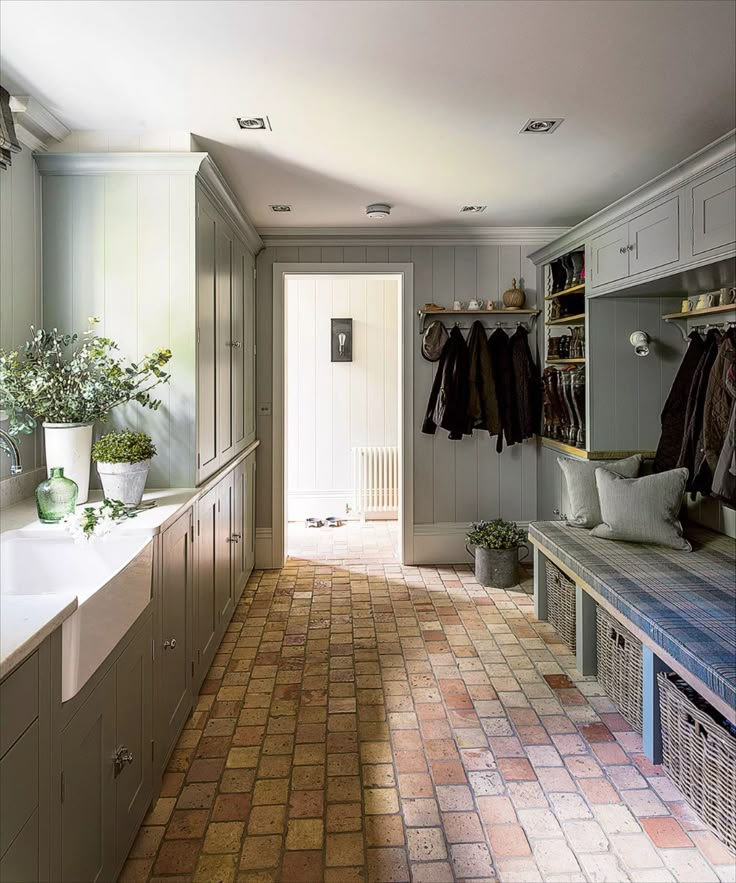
[629,330,650,357]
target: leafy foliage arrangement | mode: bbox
[466,518,528,550]
[63,498,157,541]
[92,430,157,464]
[0,320,172,435]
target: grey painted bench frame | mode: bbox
[530,539,736,765]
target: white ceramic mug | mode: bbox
[719,287,736,306]
[468,299,481,310]
[452,300,463,310]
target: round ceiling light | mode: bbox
[366,203,391,219]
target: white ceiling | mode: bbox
[1,0,735,230]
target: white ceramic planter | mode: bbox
[95,459,151,506]
[43,422,94,504]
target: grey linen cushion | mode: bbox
[557,455,642,528]
[591,467,691,551]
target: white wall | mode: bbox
[286,275,399,520]
[0,144,45,505]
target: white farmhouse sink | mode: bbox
[0,534,153,700]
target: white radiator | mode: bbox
[352,446,399,517]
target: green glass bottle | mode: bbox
[35,467,78,523]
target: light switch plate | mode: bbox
[258,403,272,416]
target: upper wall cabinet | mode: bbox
[36,152,261,489]
[530,132,736,299]
[690,162,736,257]
[588,194,680,290]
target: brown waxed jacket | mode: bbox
[702,330,736,474]
[465,321,501,436]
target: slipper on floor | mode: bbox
[325,516,342,527]
[305,517,324,528]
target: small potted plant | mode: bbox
[466,518,529,588]
[92,431,157,506]
[0,320,171,503]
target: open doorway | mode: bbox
[284,273,403,564]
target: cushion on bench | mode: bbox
[529,521,736,710]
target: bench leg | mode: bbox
[575,585,597,676]
[642,646,669,765]
[533,547,548,621]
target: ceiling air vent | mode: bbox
[520,118,564,134]
[460,205,487,213]
[270,205,292,212]
[237,116,271,131]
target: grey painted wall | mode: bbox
[255,243,542,533]
[0,144,44,503]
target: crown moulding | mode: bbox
[258,226,570,247]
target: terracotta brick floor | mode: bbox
[121,534,734,882]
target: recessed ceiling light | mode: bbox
[270,204,291,212]
[520,118,564,134]
[460,205,487,213]
[366,203,391,219]
[237,116,271,131]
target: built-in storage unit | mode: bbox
[36,152,261,489]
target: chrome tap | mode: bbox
[0,429,22,475]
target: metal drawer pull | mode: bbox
[619,246,627,254]
[114,746,134,775]
[227,341,242,348]
[227,533,241,544]
[163,638,177,650]
[627,244,635,251]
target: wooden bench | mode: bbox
[528,521,735,764]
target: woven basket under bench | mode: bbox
[596,606,643,733]
[545,560,576,652]
[658,672,736,853]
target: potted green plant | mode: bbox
[466,518,529,588]
[92,431,157,506]
[0,320,171,503]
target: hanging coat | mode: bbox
[712,365,736,505]
[509,326,540,442]
[653,330,705,474]
[465,321,501,436]
[422,326,470,441]
[488,327,516,452]
[677,328,722,487]
[702,329,736,473]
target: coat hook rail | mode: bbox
[417,309,540,336]
[665,316,736,343]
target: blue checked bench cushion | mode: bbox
[529,521,736,710]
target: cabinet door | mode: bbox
[232,462,247,604]
[589,222,629,288]
[691,164,736,255]
[60,669,116,883]
[628,196,680,276]
[245,453,256,580]
[197,195,219,480]
[217,226,235,462]
[115,618,153,869]
[243,249,257,446]
[216,472,235,628]
[195,486,219,683]
[231,241,247,455]
[157,509,193,774]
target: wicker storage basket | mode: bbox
[658,672,736,853]
[545,560,576,652]
[596,606,643,732]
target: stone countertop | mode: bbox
[0,487,198,538]
[0,593,77,681]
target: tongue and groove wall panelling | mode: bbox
[40,170,197,488]
[586,295,683,453]
[255,242,544,563]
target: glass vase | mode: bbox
[35,467,78,523]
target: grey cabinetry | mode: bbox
[690,162,736,256]
[195,484,219,686]
[60,614,152,883]
[197,184,255,484]
[216,470,235,628]
[232,453,256,605]
[156,508,194,775]
[589,195,680,290]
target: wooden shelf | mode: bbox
[540,437,587,458]
[662,303,736,320]
[546,357,586,364]
[547,313,585,326]
[421,309,540,316]
[540,437,657,460]
[544,283,585,300]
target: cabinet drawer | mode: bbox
[628,195,680,276]
[0,652,38,757]
[692,165,736,255]
[0,719,39,854]
[0,808,38,883]
[589,222,629,288]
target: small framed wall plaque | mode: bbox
[331,318,353,362]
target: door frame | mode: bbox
[272,262,414,567]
